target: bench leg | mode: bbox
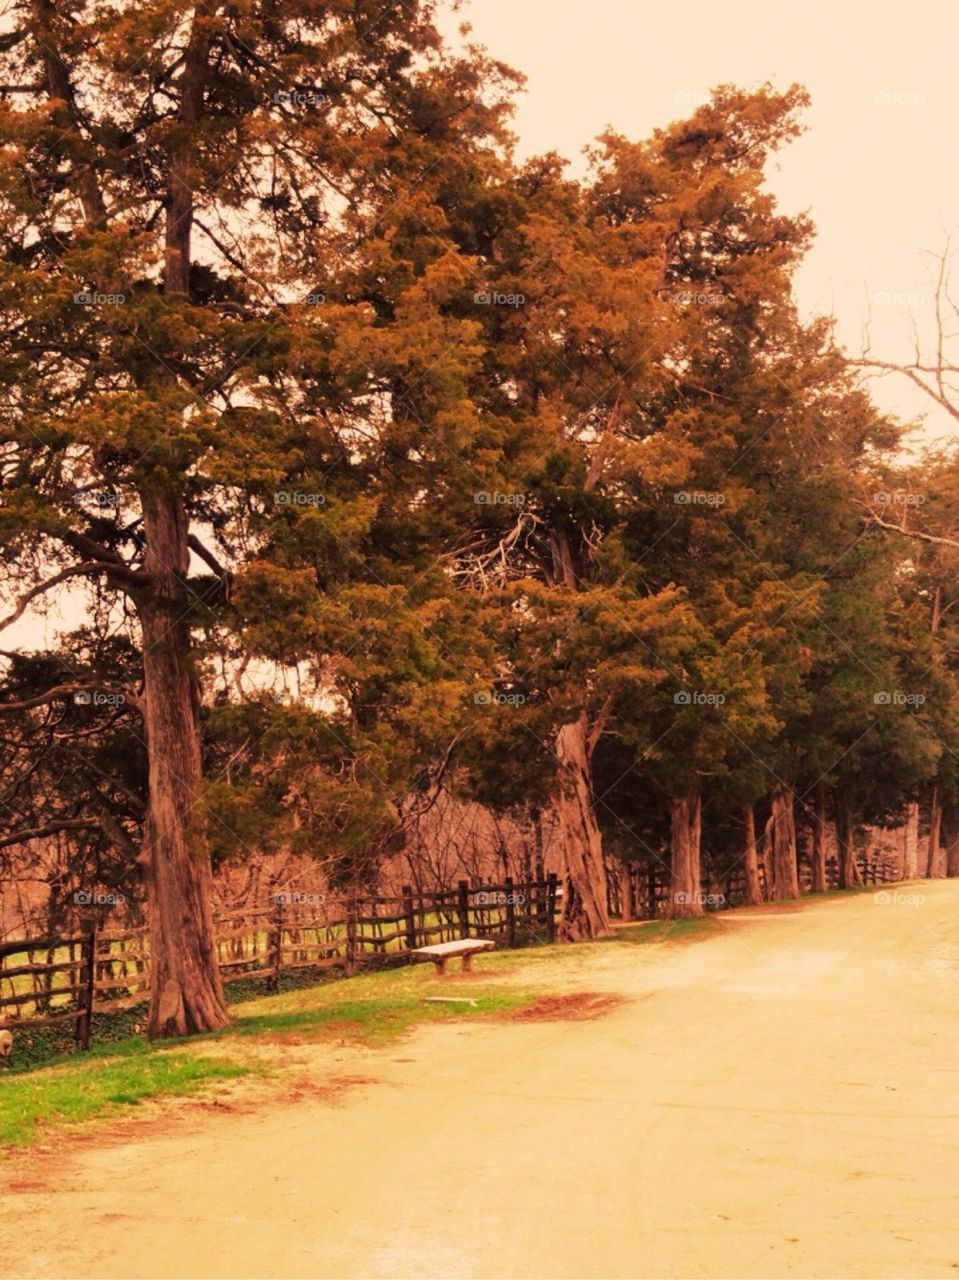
[461,953,473,974]
[436,957,447,978]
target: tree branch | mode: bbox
[859,504,959,549]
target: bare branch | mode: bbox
[858,503,959,549]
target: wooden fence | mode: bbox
[0,875,559,1048]
[610,849,903,920]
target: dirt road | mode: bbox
[3,883,959,1280]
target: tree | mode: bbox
[0,1,518,1034]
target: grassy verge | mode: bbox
[602,916,722,945]
[0,961,538,1151]
[0,1051,250,1147]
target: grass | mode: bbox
[601,916,722,945]
[0,1051,250,1147]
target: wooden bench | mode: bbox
[411,938,495,977]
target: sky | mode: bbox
[438,0,959,445]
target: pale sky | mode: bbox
[440,0,959,444]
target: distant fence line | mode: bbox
[0,876,560,1048]
[609,850,903,919]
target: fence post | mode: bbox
[76,922,97,1051]
[546,872,558,943]
[504,876,516,948]
[402,884,417,953]
[269,894,283,993]
[457,880,470,940]
[345,892,357,974]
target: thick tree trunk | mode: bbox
[767,786,800,900]
[740,804,763,906]
[926,786,943,877]
[552,712,611,939]
[139,489,228,1037]
[669,794,703,918]
[811,787,829,893]
[902,800,920,879]
[945,811,959,878]
[837,815,863,889]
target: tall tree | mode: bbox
[0,1,518,1034]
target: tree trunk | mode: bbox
[945,811,959,878]
[837,815,863,889]
[902,800,920,879]
[927,786,943,878]
[767,786,800,900]
[669,794,703,918]
[811,788,829,893]
[139,489,228,1037]
[619,863,634,922]
[551,712,611,939]
[740,804,763,906]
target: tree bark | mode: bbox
[902,800,920,879]
[926,786,943,877]
[811,787,829,893]
[944,811,959,878]
[669,794,703,918]
[551,712,611,939]
[740,804,763,906]
[619,863,634,922]
[767,786,800,900]
[138,489,228,1037]
[836,813,863,889]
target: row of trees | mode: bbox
[1,2,956,1036]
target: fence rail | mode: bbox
[0,876,559,1047]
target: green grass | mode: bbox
[601,916,722,945]
[0,1051,250,1147]
[226,991,531,1046]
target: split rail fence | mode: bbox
[0,875,559,1049]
